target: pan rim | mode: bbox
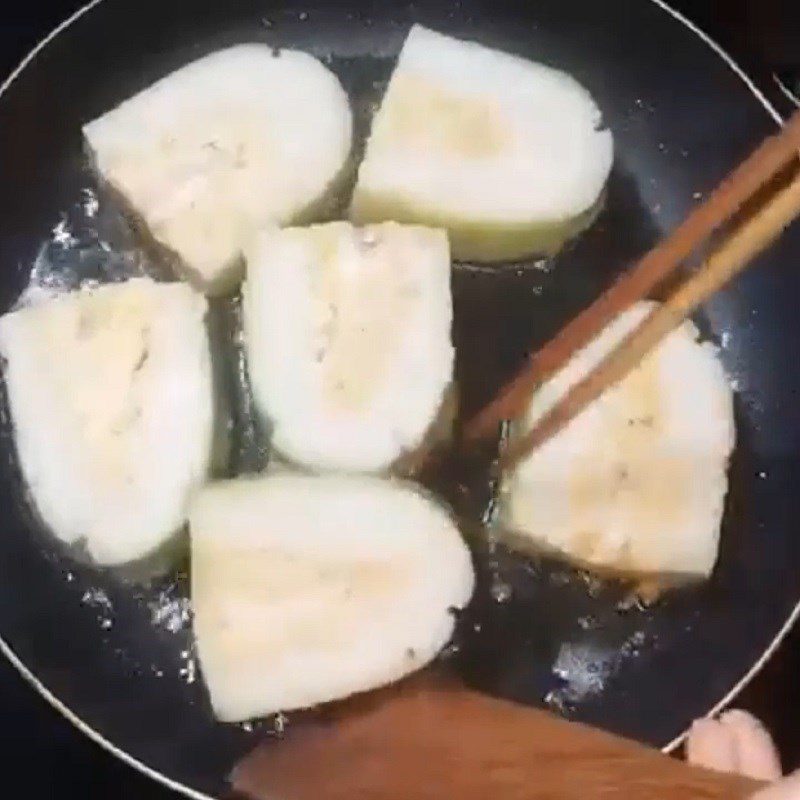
[0,0,790,795]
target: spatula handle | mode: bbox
[230,679,763,800]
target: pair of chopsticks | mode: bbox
[464,108,800,469]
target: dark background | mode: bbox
[0,0,798,797]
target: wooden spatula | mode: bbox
[229,678,764,800]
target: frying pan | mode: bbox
[1,0,799,797]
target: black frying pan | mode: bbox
[1,0,800,797]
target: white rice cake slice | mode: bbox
[190,473,474,721]
[84,45,353,295]
[351,25,613,262]
[0,278,214,566]
[243,221,454,472]
[501,301,735,579]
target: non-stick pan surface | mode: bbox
[1,0,799,796]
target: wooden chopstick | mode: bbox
[464,107,800,445]
[497,170,800,469]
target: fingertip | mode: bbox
[720,709,769,733]
[686,716,738,774]
[719,709,782,782]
